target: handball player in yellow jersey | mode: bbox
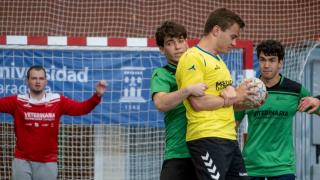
[176,8,257,180]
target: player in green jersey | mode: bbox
[235,40,311,180]
[151,21,207,180]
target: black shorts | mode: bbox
[187,137,249,180]
[160,158,198,180]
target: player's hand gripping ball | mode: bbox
[239,77,267,108]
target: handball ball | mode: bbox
[239,77,267,108]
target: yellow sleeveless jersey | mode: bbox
[176,46,236,141]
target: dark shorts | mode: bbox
[250,174,295,180]
[187,137,249,180]
[160,158,198,180]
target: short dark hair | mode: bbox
[26,65,47,79]
[155,21,187,47]
[204,8,245,35]
[256,40,285,61]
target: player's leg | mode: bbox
[31,161,58,180]
[12,158,32,180]
[267,174,295,180]
[160,158,198,180]
[187,137,234,180]
[225,141,249,180]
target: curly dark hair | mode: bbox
[155,21,187,47]
[256,40,285,61]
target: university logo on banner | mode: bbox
[119,66,146,103]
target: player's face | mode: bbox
[27,69,47,95]
[215,23,240,53]
[259,52,283,80]
[160,36,188,65]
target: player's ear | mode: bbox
[279,59,283,68]
[211,25,220,37]
[159,47,165,55]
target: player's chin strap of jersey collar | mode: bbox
[162,64,176,74]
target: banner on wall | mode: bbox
[0,49,257,126]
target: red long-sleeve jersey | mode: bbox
[0,93,101,162]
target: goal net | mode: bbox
[0,1,319,180]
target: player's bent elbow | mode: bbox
[154,101,170,112]
[153,94,171,112]
[189,101,202,112]
[188,97,203,112]
[192,106,202,112]
[155,105,168,112]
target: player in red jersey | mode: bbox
[0,65,107,180]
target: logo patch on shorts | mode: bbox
[201,152,220,180]
[239,172,248,176]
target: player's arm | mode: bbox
[62,80,107,115]
[298,96,320,115]
[0,96,17,114]
[189,81,257,112]
[297,86,319,115]
[188,94,225,112]
[95,80,107,97]
[153,83,207,112]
